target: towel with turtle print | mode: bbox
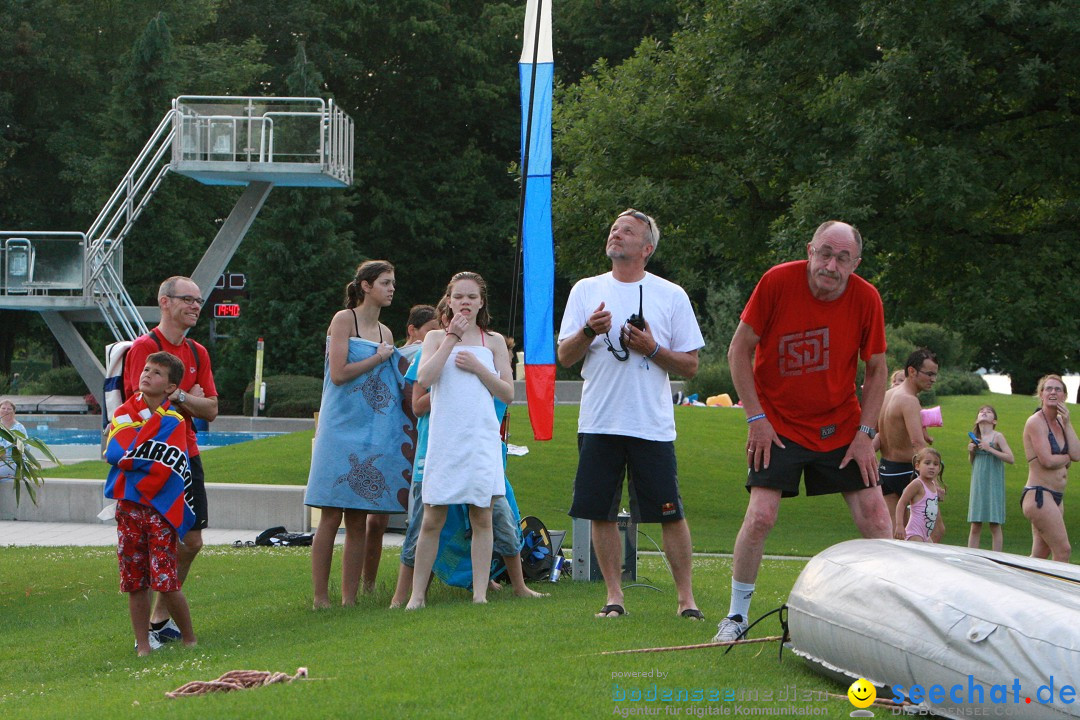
[303,340,418,513]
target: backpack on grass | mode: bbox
[519,515,563,582]
[254,526,314,547]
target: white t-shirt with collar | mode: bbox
[558,271,704,442]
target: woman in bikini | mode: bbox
[1021,374,1080,562]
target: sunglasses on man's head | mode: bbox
[618,208,656,238]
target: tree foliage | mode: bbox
[554,0,1080,392]
[1,0,674,401]
[9,0,1071,403]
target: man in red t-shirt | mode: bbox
[122,276,218,644]
[712,221,891,643]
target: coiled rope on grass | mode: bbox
[166,667,308,698]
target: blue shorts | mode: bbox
[491,495,523,557]
[399,480,425,567]
[400,482,522,567]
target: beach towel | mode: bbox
[104,394,195,537]
[432,476,523,589]
[304,338,416,512]
[422,346,504,506]
[397,343,422,422]
[432,400,525,589]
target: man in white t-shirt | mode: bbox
[557,208,705,620]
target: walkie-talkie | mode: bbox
[627,285,646,331]
[607,285,645,362]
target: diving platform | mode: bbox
[1,95,354,404]
[171,96,352,187]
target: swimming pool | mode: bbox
[21,427,285,448]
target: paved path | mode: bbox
[0,521,808,564]
[0,520,406,548]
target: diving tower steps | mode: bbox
[1,96,355,405]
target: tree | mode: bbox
[211,41,357,411]
[1,0,692,406]
[554,0,1080,391]
[553,0,683,83]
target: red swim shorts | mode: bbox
[115,499,180,593]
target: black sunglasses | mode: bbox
[618,208,656,239]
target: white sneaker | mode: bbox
[136,631,164,652]
[712,614,748,643]
[155,618,182,643]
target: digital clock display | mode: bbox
[214,302,241,318]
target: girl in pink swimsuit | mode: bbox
[894,447,946,542]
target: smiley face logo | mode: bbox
[847,678,876,709]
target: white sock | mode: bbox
[728,579,755,619]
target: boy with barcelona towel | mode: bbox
[106,351,197,655]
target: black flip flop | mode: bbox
[680,608,705,621]
[596,603,627,618]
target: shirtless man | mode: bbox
[878,348,941,538]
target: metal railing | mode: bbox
[0,232,89,296]
[3,95,354,341]
[83,109,177,341]
[172,96,353,185]
[325,99,354,186]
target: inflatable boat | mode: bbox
[787,539,1080,718]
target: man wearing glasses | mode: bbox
[123,275,218,646]
[878,348,940,536]
[558,208,705,620]
[715,220,890,642]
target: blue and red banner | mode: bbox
[519,0,555,440]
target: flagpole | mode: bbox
[508,0,545,344]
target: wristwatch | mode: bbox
[582,324,597,339]
[175,390,186,405]
[858,424,876,439]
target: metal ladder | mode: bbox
[84,110,177,342]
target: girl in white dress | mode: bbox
[407,272,514,608]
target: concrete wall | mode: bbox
[8,383,689,419]
[11,412,316,432]
[0,478,310,532]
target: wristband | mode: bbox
[646,343,661,359]
[447,332,462,342]
[747,413,766,424]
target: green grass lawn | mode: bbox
[0,547,889,719]
[6,392,1069,718]
[45,393,1067,557]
